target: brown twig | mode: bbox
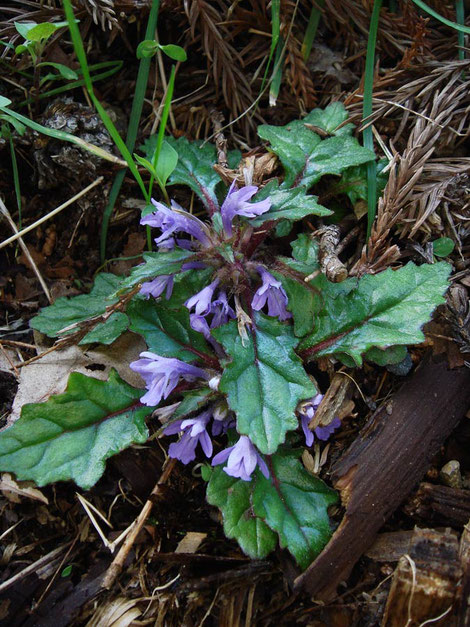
[101,458,177,589]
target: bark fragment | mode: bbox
[294,355,470,599]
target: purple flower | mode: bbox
[164,410,213,464]
[315,417,341,441]
[220,182,271,236]
[142,199,211,248]
[130,352,209,406]
[212,435,269,482]
[251,267,292,321]
[189,313,211,340]
[185,278,220,316]
[299,394,341,446]
[140,274,174,300]
[210,290,235,328]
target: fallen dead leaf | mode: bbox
[0,473,49,504]
[175,531,207,554]
[8,332,147,425]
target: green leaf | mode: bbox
[257,114,375,189]
[0,114,26,136]
[154,140,178,187]
[299,262,451,365]
[332,160,388,205]
[213,314,315,454]
[141,136,224,213]
[289,233,319,274]
[164,137,220,213]
[250,183,332,226]
[37,61,78,80]
[432,237,455,257]
[136,39,159,59]
[304,102,354,136]
[15,43,30,55]
[80,312,129,345]
[275,273,317,337]
[206,448,338,568]
[17,21,67,42]
[171,388,213,420]
[334,345,408,368]
[254,449,338,568]
[14,21,38,39]
[119,249,193,291]
[159,44,187,62]
[30,273,123,339]
[0,370,151,489]
[127,297,209,362]
[365,345,408,366]
[272,235,320,337]
[134,153,158,178]
[206,465,278,560]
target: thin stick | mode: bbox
[101,458,177,589]
[0,197,51,303]
[0,543,70,593]
[0,176,103,250]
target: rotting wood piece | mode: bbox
[382,527,461,627]
[457,521,470,626]
[404,482,470,528]
[294,354,470,599]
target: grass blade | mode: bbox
[99,0,161,262]
[302,0,325,61]
[412,0,470,33]
[363,0,382,240]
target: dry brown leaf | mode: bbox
[175,531,207,554]
[8,332,147,425]
[0,473,49,504]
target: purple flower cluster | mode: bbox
[141,199,211,249]
[135,183,295,328]
[163,410,213,464]
[299,394,341,446]
[130,351,267,480]
[162,407,267,481]
[185,279,235,340]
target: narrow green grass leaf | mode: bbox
[363,0,382,239]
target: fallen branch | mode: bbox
[294,354,470,599]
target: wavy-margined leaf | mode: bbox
[80,312,129,345]
[213,314,315,454]
[206,465,277,560]
[206,448,338,568]
[250,182,331,226]
[127,297,210,362]
[258,113,374,189]
[0,370,151,489]
[30,273,128,345]
[304,102,354,136]
[299,262,451,365]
